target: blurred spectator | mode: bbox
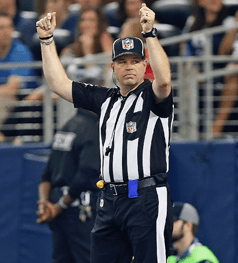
[0,12,38,142]
[181,0,233,57]
[212,10,238,137]
[180,0,238,137]
[167,202,219,263]
[17,7,113,142]
[39,0,79,38]
[0,0,21,28]
[107,0,143,28]
[29,0,81,61]
[60,7,113,85]
[74,0,101,10]
[119,17,144,40]
[37,108,100,263]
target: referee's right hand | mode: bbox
[36,12,56,39]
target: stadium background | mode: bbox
[0,140,237,263]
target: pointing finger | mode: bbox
[51,12,57,28]
[46,13,52,30]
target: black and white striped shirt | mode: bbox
[73,79,174,183]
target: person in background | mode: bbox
[0,0,20,28]
[0,12,38,142]
[181,0,233,56]
[212,10,238,137]
[180,0,237,137]
[37,108,100,263]
[60,7,113,85]
[167,202,219,263]
[74,0,102,10]
[20,7,113,129]
[107,0,143,28]
[40,0,79,37]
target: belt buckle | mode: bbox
[110,184,118,196]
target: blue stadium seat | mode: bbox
[106,26,121,40]
[151,0,195,30]
[68,3,81,14]
[224,0,238,16]
[16,11,39,47]
[102,1,120,27]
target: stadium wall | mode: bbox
[0,140,237,263]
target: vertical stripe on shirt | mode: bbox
[112,94,137,182]
[143,111,159,177]
[103,98,121,182]
[127,138,139,180]
[99,97,111,182]
[160,117,170,173]
[156,186,167,263]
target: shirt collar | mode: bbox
[176,237,201,261]
[116,78,151,98]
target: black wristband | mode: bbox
[39,34,53,40]
[141,28,157,38]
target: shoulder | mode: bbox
[192,246,219,263]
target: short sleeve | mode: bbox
[72,81,109,114]
[149,86,174,118]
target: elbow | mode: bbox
[159,80,172,98]
[159,79,171,91]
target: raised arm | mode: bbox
[36,12,73,102]
[139,4,171,102]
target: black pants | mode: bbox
[48,207,95,263]
[91,185,173,263]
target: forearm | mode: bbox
[218,28,238,55]
[38,181,51,201]
[146,37,171,100]
[36,12,73,102]
[41,40,73,102]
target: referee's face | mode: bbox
[112,54,147,95]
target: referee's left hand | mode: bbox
[139,3,155,33]
[36,12,56,39]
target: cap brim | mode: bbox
[112,52,145,61]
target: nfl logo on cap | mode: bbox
[112,37,145,61]
[122,38,134,50]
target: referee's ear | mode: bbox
[111,62,115,71]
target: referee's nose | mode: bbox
[125,61,134,70]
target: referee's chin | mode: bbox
[122,79,143,91]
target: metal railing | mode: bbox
[1,23,238,143]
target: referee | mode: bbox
[36,3,174,263]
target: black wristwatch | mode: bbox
[141,27,157,38]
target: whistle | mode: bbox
[96,180,105,189]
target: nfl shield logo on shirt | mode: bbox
[126,121,137,133]
[122,38,134,50]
